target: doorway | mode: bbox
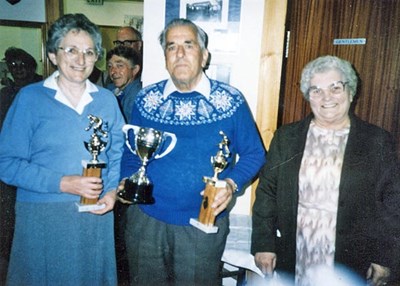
[280,0,400,150]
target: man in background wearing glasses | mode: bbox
[94,26,143,88]
[114,26,143,55]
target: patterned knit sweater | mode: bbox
[120,77,266,225]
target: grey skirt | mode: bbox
[7,201,117,286]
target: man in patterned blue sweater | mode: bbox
[119,18,266,285]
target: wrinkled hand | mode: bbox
[90,190,117,215]
[366,263,391,286]
[255,252,277,276]
[60,175,103,199]
[200,179,234,216]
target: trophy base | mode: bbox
[118,180,155,205]
[189,218,219,234]
[75,202,106,212]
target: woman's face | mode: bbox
[48,30,97,85]
[308,69,352,128]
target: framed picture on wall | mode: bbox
[123,15,144,33]
[165,0,242,84]
[0,0,45,22]
[182,0,229,26]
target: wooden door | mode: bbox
[280,0,400,150]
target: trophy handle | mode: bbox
[122,124,140,155]
[154,132,177,159]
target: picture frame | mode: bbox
[165,0,242,84]
[0,0,46,23]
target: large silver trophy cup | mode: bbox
[117,125,177,204]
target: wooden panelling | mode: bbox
[280,0,400,149]
[252,0,288,210]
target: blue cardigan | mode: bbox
[0,80,125,203]
[120,78,266,225]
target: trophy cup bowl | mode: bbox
[118,125,177,204]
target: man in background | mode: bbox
[110,27,143,286]
[113,26,143,55]
[107,46,142,124]
[95,26,143,88]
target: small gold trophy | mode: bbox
[76,114,108,212]
[190,131,231,233]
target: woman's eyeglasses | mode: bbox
[308,81,348,99]
[58,47,98,62]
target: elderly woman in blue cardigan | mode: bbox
[0,14,125,286]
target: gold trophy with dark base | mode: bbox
[190,131,231,233]
[117,125,177,204]
[76,114,108,212]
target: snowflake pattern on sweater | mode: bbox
[121,77,266,225]
[137,80,245,125]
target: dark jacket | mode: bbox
[251,113,399,280]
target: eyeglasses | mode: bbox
[58,47,98,62]
[113,40,141,47]
[9,61,27,69]
[308,81,348,99]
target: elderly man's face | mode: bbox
[107,55,138,90]
[115,28,142,54]
[164,25,208,92]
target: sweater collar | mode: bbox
[162,72,211,100]
[44,71,97,114]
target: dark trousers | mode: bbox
[114,201,130,286]
[0,182,16,285]
[125,205,229,286]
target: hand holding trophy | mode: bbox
[117,125,177,204]
[76,114,108,212]
[190,131,231,233]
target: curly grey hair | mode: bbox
[300,55,358,101]
[46,13,103,60]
